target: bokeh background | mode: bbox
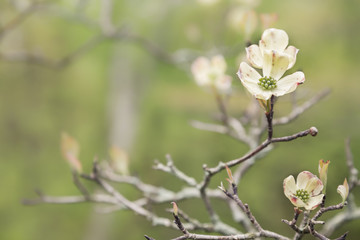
[1,0,360,239]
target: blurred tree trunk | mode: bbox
[83,45,147,240]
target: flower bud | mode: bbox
[337,178,349,203]
[225,165,234,184]
[109,146,129,175]
[61,132,82,173]
[318,159,330,194]
[171,202,178,216]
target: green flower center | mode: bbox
[295,189,310,203]
[258,76,277,90]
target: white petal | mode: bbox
[260,28,289,53]
[191,57,210,76]
[211,55,227,74]
[304,177,323,196]
[296,171,315,190]
[283,175,297,199]
[246,44,263,69]
[255,91,273,100]
[262,50,290,80]
[284,46,299,69]
[237,62,272,100]
[191,57,211,86]
[215,75,232,93]
[305,194,324,210]
[290,196,306,208]
[238,62,261,83]
[272,71,305,97]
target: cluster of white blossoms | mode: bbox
[190,29,349,212]
[191,28,304,100]
[237,28,305,100]
[191,55,232,94]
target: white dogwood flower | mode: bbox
[237,62,304,100]
[237,28,304,100]
[283,171,324,211]
[191,55,232,94]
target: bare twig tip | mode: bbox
[310,127,318,136]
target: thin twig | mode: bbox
[22,190,118,205]
[72,171,90,199]
[204,126,318,177]
[312,203,346,221]
[153,155,197,187]
[0,2,45,39]
[144,235,156,240]
[219,181,289,240]
[294,210,310,240]
[273,89,330,126]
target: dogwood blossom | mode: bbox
[191,55,232,94]
[237,62,304,100]
[283,171,324,210]
[237,28,305,100]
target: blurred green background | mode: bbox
[1,0,360,239]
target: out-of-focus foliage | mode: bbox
[1,0,360,239]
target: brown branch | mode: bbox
[312,203,346,221]
[144,235,156,240]
[173,213,189,235]
[0,2,45,39]
[282,203,347,239]
[294,210,310,240]
[281,208,302,233]
[266,96,275,140]
[219,181,290,240]
[203,126,318,178]
[166,208,214,232]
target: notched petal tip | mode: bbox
[246,44,263,69]
[261,28,289,52]
[296,72,305,85]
